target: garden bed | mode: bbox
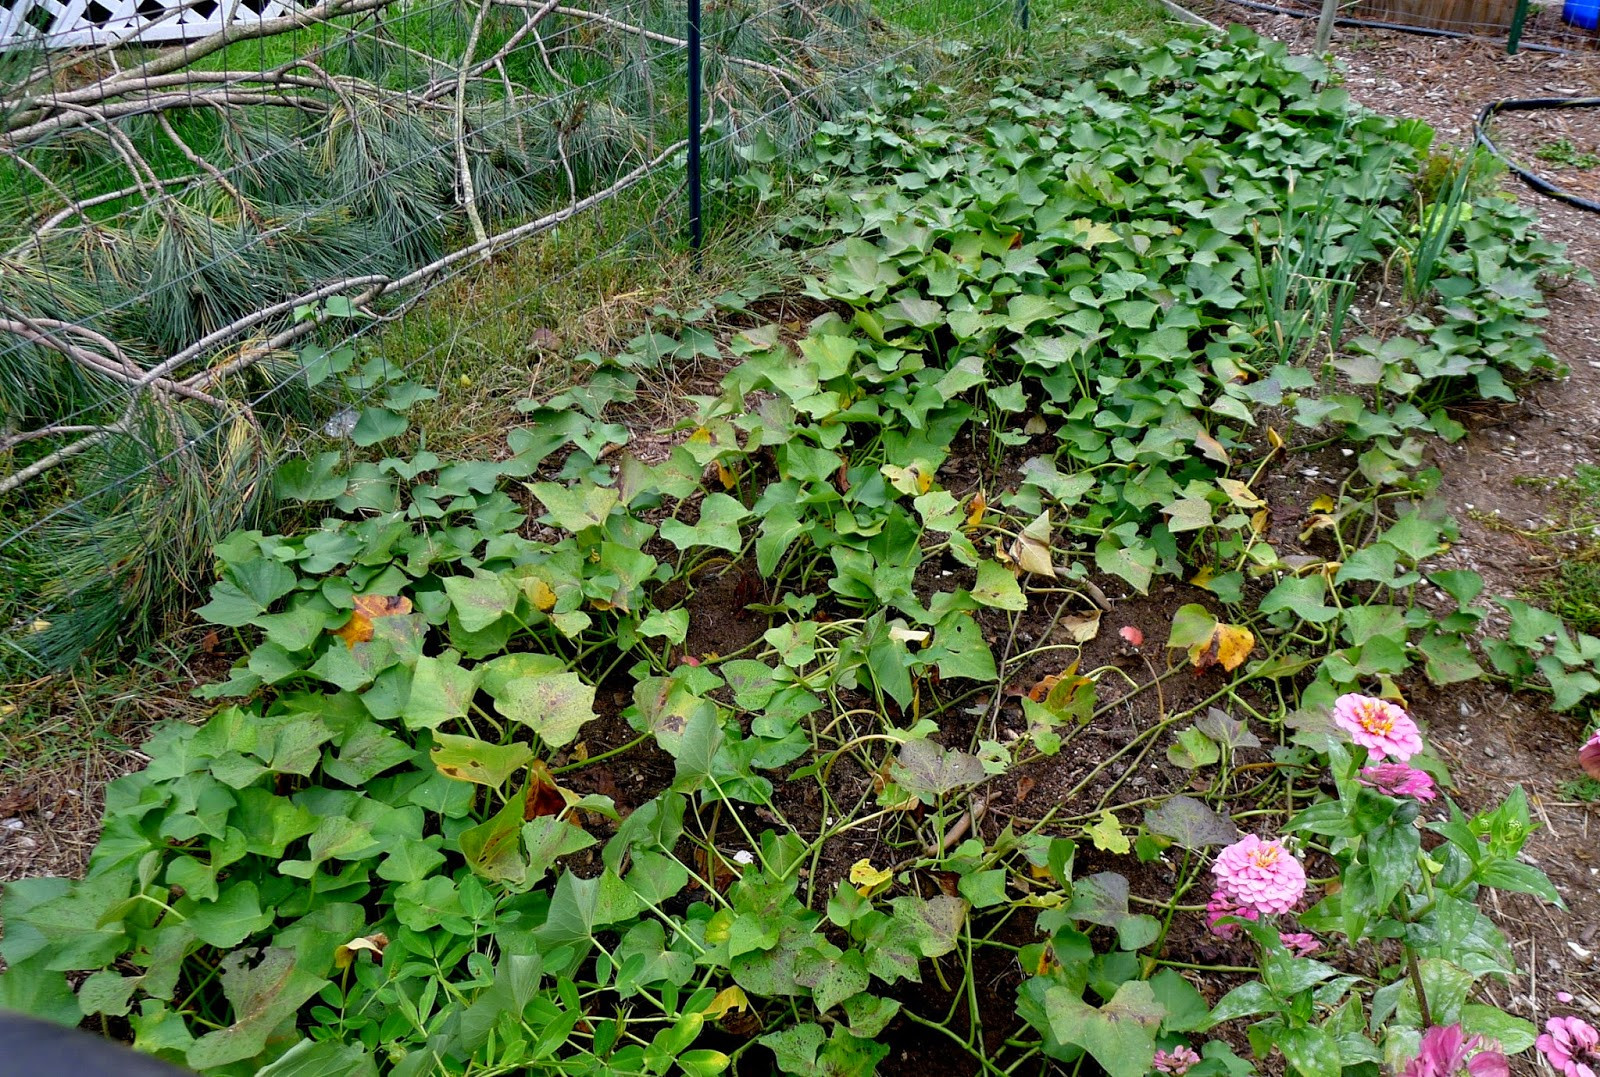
[3,19,1599,1077]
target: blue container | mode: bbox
[1565,0,1600,31]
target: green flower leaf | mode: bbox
[403,651,481,730]
[494,671,598,748]
[660,493,750,553]
[972,559,1027,611]
[527,480,621,533]
[1043,979,1163,1077]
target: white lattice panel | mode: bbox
[0,0,305,49]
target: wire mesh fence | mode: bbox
[0,0,1087,670]
[1217,0,1600,50]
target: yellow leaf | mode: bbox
[1299,514,1337,542]
[335,593,413,647]
[849,858,894,897]
[523,577,557,612]
[1010,510,1055,578]
[704,909,734,945]
[28,619,50,633]
[1217,478,1265,509]
[1060,609,1102,644]
[1188,622,1255,673]
[716,461,738,490]
[703,986,750,1020]
[1069,218,1120,248]
[1087,810,1130,855]
[688,427,713,444]
[1309,494,1336,513]
[1267,427,1285,450]
[1028,862,1054,881]
[881,463,933,497]
[966,490,988,529]
[334,933,388,969]
[1189,566,1216,588]
[1250,508,1270,535]
[1194,429,1231,466]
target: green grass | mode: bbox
[0,630,214,777]
[1526,465,1600,635]
[1535,137,1600,170]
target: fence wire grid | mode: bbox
[1217,0,1600,50]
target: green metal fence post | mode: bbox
[1507,0,1531,53]
[687,0,702,270]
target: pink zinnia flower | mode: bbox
[1402,1025,1510,1077]
[1359,762,1437,801]
[1153,1046,1202,1075]
[1279,932,1321,957]
[1537,1016,1600,1077]
[1333,693,1425,762]
[1205,890,1260,939]
[1212,835,1306,915]
[1580,731,1600,781]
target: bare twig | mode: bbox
[157,114,265,229]
[3,175,204,259]
[454,0,500,252]
[0,423,126,453]
[0,428,123,497]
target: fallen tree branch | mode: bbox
[158,113,265,229]
[0,422,127,453]
[0,317,229,410]
[553,4,806,86]
[5,91,332,147]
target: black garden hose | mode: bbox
[1476,97,1600,213]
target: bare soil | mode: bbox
[1488,106,1600,204]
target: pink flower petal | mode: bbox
[1212,835,1307,915]
[1580,730,1600,780]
